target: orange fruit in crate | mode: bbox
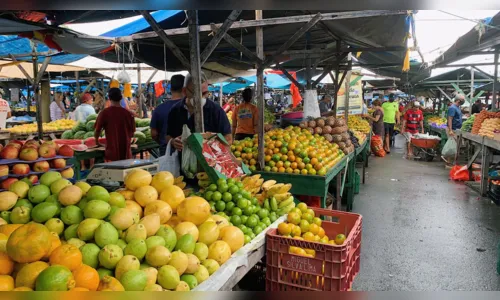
[317,227,326,238]
[309,224,320,235]
[291,225,301,237]
[297,202,308,213]
[278,223,292,236]
[287,212,301,225]
[320,236,329,243]
[335,234,346,245]
[49,244,82,271]
[303,232,315,241]
[0,252,14,275]
[305,249,315,257]
[72,265,99,291]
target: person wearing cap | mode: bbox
[94,88,136,162]
[381,93,400,153]
[447,94,465,136]
[401,101,424,159]
[73,93,96,123]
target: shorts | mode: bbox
[235,133,254,141]
[402,131,416,142]
[384,123,395,137]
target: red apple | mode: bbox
[6,143,21,150]
[0,146,20,159]
[51,158,66,169]
[19,148,39,161]
[28,174,39,184]
[9,140,24,146]
[24,140,40,147]
[1,178,18,190]
[33,161,50,172]
[12,164,30,175]
[60,168,74,179]
[42,141,59,151]
[38,143,57,158]
[0,165,8,177]
[58,145,74,157]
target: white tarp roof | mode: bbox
[0,60,85,79]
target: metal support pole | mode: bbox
[219,83,223,106]
[343,53,352,120]
[75,71,80,105]
[188,10,204,133]
[306,56,312,90]
[137,63,143,117]
[32,56,42,140]
[256,10,265,169]
[492,48,499,110]
[333,41,341,115]
[470,67,474,106]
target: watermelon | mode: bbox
[72,121,87,133]
[69,144,88,152]
[86,120,96,132]
[54,139,83,146]
[61,130,74,139]
[84,137,107,148]
[73,131,86,140]
[86,114,98,123]
[138,119,151,127]
[83,132,94,139]
[134,118,141,127]
[134,132,147,144]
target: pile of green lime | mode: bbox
[204,178,277,244]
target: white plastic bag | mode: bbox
[158,140,180,177]
[181,125,198,179]
[303,89,321,119]
[442,137,457,157]
[116,70,131,84]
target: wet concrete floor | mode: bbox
[352,144,500,291]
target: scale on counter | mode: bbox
[85,159,159,188]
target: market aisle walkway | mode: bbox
[352,146,500,291]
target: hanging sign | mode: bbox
[336,72,363,116]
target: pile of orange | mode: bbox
[231,126,345,175]
[276,202,346,258]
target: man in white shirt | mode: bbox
[0,97,11,129]
[74,93,96,123]
[50,92,66,121]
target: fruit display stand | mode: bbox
[256,155,351,211]
[0,130,9,142]
[194,215,287,291]
[456,130,500,196]
[354,132,371,185]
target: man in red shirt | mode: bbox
[401,101,424,159]
[94,88,136,161]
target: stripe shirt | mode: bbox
[404,108,423,134]
[50,101,65,121]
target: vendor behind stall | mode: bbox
[363,99,384,137]
[232,88,258,140]
[94,88,136,162]
[401,101,424,158]
[166,72,232,152]
[0,96,11,130]
[74,93,96,123]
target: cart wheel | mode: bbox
[425,153,434,162]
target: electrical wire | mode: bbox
[438,10,500,31]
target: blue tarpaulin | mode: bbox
[209,73,293,94]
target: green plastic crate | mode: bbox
[187,133,251,183]
[354,170,360,195]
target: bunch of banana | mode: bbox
[241,174,264,196]
[258,181,292,202]
[174,175,187,190]
[196,172,210,189]
[263,195,296,216]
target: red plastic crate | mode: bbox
[266,208,362,291]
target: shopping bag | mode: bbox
[442,137,457,157]
[181,125,198,179]
[449,165,470,181]
[158,140,180,177]
[370,135,386,157]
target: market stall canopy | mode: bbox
[0,60,85,80]
[475,81,500,92]
[432,12,500,68]
[415,67,493,88]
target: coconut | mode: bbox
[316,118,326,128]
[332,135,342,143]
[314,127,323,134]
[334,118,346,127]
[308,120,317,128]
[324,134,333,143]
[299,121,308,129]
[307,128,314,134]
[323,125,332,134]
[326,117,336,127]
[338,142,346,149]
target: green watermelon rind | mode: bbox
[73,131,87,140]
[83,132,94,139]
[86,114,98,123]
[134,131,147,144]
[61,130,74,139]
[86,120,96,132]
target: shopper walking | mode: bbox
[381,93,400,153]
[401,101,424,158]
[94,88,136,162]
[364,99,384,137]
[150,74,185,156]
[232,88,258,140]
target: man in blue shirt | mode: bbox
[166,73,232,152]
[447,94,465,136]
[150,74,185,156]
